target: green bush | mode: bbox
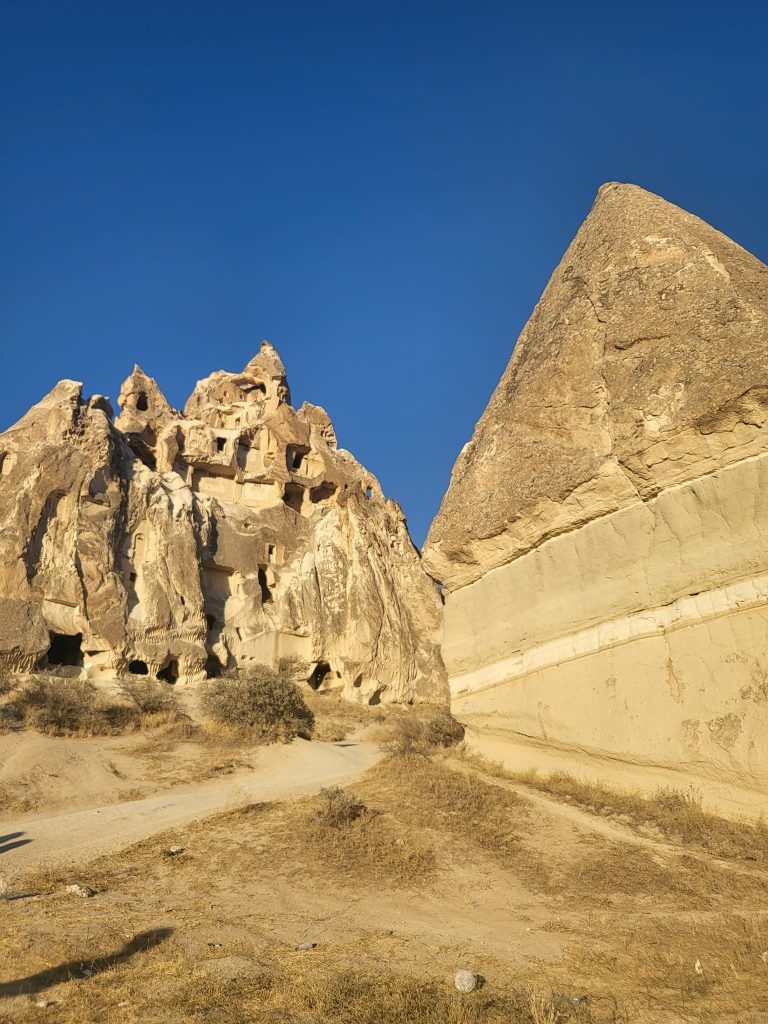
[201,664,314,742]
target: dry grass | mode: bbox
[377,707,465,756]
[8,675,188,737]
[508,767,768,862]
[362,753,549,888]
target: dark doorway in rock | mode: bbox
[205,655,222,679]
[282,483,304,513]
[157,659,179,684]
[47,632,83,667]
[307,661,331,690]
[258,567,273,604]
[368,687,384,706]
[216,437,227,453]
[136,391,149,412]
[128,659,149,676]
[310,482,337,504]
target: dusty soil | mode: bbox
[1,738,767,1022]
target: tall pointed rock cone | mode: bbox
[424,181,768,590]
[425,183,768,808]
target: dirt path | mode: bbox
[0,737,379,876]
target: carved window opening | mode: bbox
[267,544,276,563]
[47,632,83,668]
[136,392,149,412]
[157,659,179,684]
[129,571,137,584]
[365,486,372,500]
[258,566,273,604]
[215,437,227,453]
[307,661,332,690]
[310,482,336,504]
[287,445,310,472]
[282,483,304,513]
[128,659,149,676]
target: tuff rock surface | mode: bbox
[0,342,447,704]
[424,183,768,806]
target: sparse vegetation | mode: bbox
[7,675,186,737]
[200,664,314,742]
[12,676,109,735]
[119,678,182,716]
[508,767,768,862]
[379,707,465,756]
[316,785,368,828]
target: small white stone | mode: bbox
[454,970,477,993]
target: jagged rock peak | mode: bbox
[0,344,447,705]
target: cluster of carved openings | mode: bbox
[136,391,149,412]
[307,661,331,690]
[258,566,272,603]
[128,659,149,675]
[282,483,304,513]
[47,632,83,667]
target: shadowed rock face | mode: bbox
[424,184,768,804]
[0,342,447,705]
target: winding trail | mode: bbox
[0,737,379,875]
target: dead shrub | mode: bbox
[379,707,464,756]
[200,664,314,742]
[316,786,368,828]
[119,678,182,716]
[12,676,106,736]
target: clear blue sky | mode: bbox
[2,1,767,545]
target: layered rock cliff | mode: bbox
[424,183,768,805]
[0,343,447,705]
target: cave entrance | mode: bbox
[47,632,83,667]
[307,661,332,690]
[157,659,179,684]
[258,566,273,604]
[205,655,222,679]
[128,659,149,676]
[282,483,304,513]
[310,482,337,504]
[136,391,149,412]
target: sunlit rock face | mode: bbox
[0,342,447,705]
[424,183,768,804]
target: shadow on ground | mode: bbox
[0,928,174,998]
[0,832,31,855]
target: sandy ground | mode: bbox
[0,736,378,875]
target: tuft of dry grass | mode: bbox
[377,708,465,757]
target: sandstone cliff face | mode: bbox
[0,343,447,705]
[424,184,768,806]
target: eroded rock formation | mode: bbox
[424,183,768,805]
[0,343,447,704]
